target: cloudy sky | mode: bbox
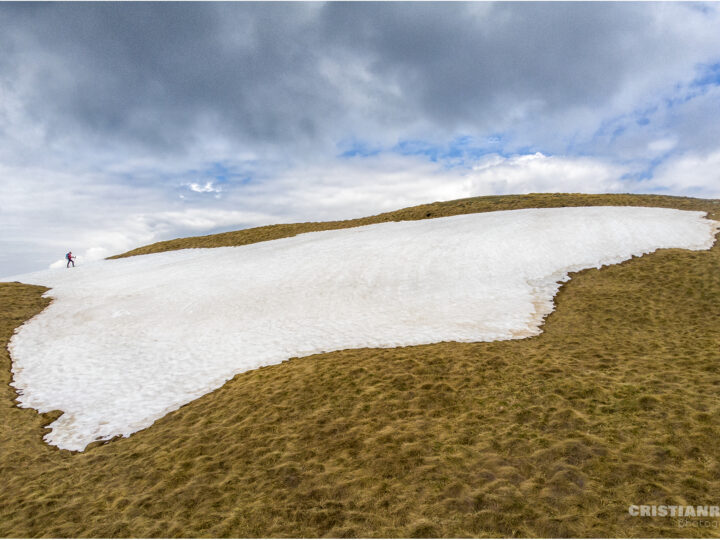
[2,2,720,276]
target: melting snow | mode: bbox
[4,206,718,451]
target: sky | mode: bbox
[1,2,720,276]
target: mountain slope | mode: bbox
[110,192,718,258]
[1,193,719,537]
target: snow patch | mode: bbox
[4,206,718,451]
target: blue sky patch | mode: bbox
[692,62,720,87]
[337,139,381,158]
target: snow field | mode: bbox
[5,206,719,451]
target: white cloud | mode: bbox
[0,163,168,275]
[141,208,278,233]
[647,137,678,155]
[228,152,633,227]
[467,153,626,196]
[1,151,634,276]
[187,181,222,194]
[9,143,720,278]
[261,154,473,220]
[652,150,720,198]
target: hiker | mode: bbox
[66,251,75,268]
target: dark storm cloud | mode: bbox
[1,2,330,151]
[319,3,638,117]
[320,2,720,145]
[2,2,717,157]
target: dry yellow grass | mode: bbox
[1,192,720,537]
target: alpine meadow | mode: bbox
[1,193,720,538]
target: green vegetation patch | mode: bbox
[1,193,719,537]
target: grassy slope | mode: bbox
[1,192,719,538]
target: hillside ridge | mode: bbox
[110,192,719,259]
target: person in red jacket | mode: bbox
[66,251,75,268]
